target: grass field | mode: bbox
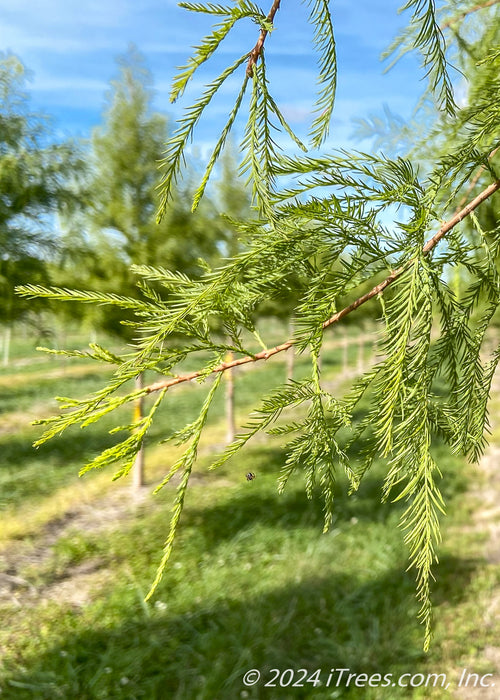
[0,324,499,699]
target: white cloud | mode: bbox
[3,23,113,53]
[0,0,128,30]
[29,76,107,107]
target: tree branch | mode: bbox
[440,0,500,30]
[144,178,500,396]
[246,0,282,77]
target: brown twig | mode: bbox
[440,0,500,30]
[246,0,282,77]
[143,178,500,396]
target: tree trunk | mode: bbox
[342,332,349,374]
[3,325,11,367]
[225,350,236,444]
[132,372,145,492]
[357,336,364,374]
[56,320,66,358]
[286,318,295,381]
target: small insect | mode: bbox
[246,472,256,481]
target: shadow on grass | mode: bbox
[0,553,478,700]
[182,476,396,552]
[0,424,118,509]
[180,444,468,553]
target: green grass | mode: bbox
[0,326,498,699]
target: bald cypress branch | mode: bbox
[142,178,500,396]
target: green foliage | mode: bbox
[382,0,455,115]
[158,52,249,218]
[171,2,268,103]
[16,1,500,648]
[304,0,337,147]
[356,3,500,201]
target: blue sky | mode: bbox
[1,0,424,151]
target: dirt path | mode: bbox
[0,484,152,609]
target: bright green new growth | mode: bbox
[16,0,500,650]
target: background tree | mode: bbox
[0,52,76,364]
[19,1,500,649]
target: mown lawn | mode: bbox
[0,327,498,699]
